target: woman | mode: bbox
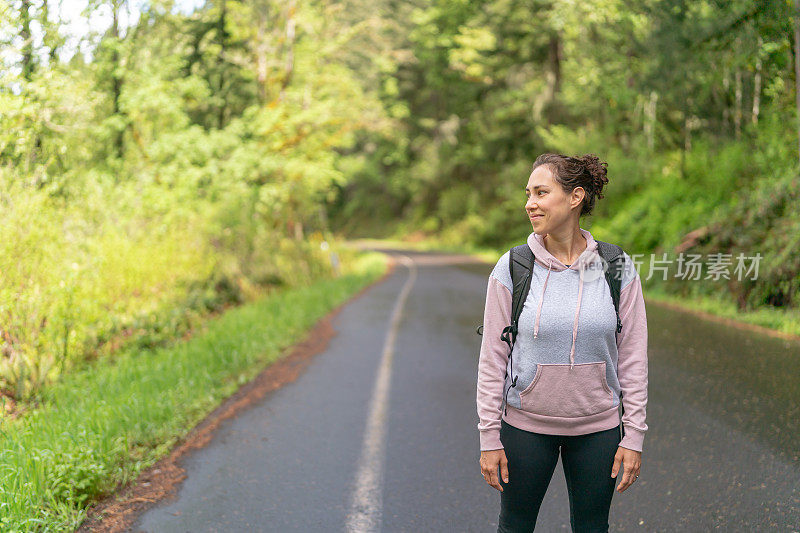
[476,153,648,532]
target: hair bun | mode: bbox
[581,154,609,200]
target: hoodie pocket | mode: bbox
[518,362,614,418]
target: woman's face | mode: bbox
[525,165,585,233]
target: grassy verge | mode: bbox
[0,250,389,532]
[642,285,800,340]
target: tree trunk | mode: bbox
[217,0,228,129]
[41,0,62,64]
[255,6,270,104]
[111,0,124,159]
[547,32,561,98]
[684,110,692,153]
[19,0,41,172]
[19,0,34,81]
[752,35,762,126]
[679,111,687,179]
[644,90,657,152]
[280,0,297,101]
[734,67,742,139]
[722,66,730,133]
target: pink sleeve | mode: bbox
[476,275,512,451]
[616,273,649,452]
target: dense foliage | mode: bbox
[329,0,800,318]
[2,0,798,403]
[1,0,388,402]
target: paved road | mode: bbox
[133,249,800,532]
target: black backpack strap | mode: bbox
[596,240,628,441]
[596,240,625,337]
[475,245,534,338]
[509,244,535,338]
[499,244,534,415]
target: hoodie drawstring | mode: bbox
[532,259,585,370]
[569,266,585,369]
[533,261,553,339]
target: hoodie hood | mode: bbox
[527,227,599,271]
[526,228,602,369]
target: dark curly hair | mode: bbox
[531,153,609,216]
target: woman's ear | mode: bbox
[571,186,586,209]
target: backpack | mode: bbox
[476,240,627,437]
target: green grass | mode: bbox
[0,251,388,532]
[643,285,800,339]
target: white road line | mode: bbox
[345,254,417,533]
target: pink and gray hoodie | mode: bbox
[476,227,649,452]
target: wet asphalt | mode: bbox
[133,248,800,532]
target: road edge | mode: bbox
[76,256,398,533]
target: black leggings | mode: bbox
[497,419,621,533]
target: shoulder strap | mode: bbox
[507,244,534,343]
[474,245,534,338]
[596,240,628,440]
[496,244,533,350]
[496,244,534,414]
[596,240,625,336]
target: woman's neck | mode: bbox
[543,230,587,266]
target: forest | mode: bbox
[0,0,798,528]
[3,0,797,398]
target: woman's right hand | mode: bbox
[479,449,509,492]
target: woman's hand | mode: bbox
[480,449,509,492]
[611,447,641,493]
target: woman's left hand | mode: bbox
[611,447,641,493]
